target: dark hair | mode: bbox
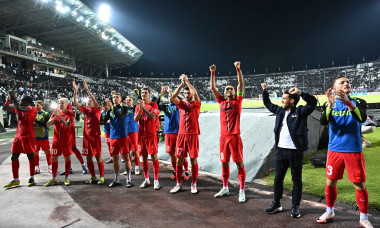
[184,87,190,91]
[21,96,33,106]
[331,75,347,88]
[102,100,107,106]
[284,91,300,106]
[142,88,150,94]
[121,96,126,101]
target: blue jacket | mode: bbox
[263,90,317,153]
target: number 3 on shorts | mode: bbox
[327,165,333,176]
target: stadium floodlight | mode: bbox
[93,24,97,29]
[51,47,55,50]
[97,4,111,23]
[117,44,122,49]
[111,40,116,45]
[121,47,125,52]
[55,0,62,6]
[72,11,77,16]
[41,0,49,3]
[38,42,42,46]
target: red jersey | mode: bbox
[217,95,243,135]
[177,100,201,135]
[14,106,37,139]
[51,111,74,144]
[80,106,101,137]
[135,102,160,138]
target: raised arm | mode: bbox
[209,64,221,100]
[83,80,100,109]
[72,81,82,110]
[3,93,15,112]
[335,89,367,123]
[182,75,200,104]
[288,87,317,117]
[46,109,60,127]
[234,61,244,93]
[261,83,280,114]
[172,79,186,105]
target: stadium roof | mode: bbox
[0,0,143,70]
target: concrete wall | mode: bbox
[158,109,323,183]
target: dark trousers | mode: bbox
[273,147,303,207]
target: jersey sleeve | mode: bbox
[79,106,88,115]
[176,100,187,110]
[151,103,160,117]
[216,95,226,103]
[50,113,56,120]
[236,94,244,106]
[134,105,140,116]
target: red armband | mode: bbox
[211,72,215,76]
[345,100,353,107]
[4,100,10,106]
[236,68,241,72]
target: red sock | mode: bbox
[107,143,111,157]
[52,161,58,178]
[134,153,140,166]
[73,148,84,164]
[222,165,230,188]
[34,154,39,166]
[183,161,189,172]
[46,154,52,166]
[29,158,35,176]
[325,185,337,207]
[98,161,105,177]
[153,160,160,181]
[65,160,71,177]
[142,160,149,179]
[87,159,95,177]
[238,166,246,190]
[176,163,183,185]
[191,163,199,184]
[11,160,19,179]
[171,161,177,172]
[356,188,369,214]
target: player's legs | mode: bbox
[151,153,160,189]
[169,153,177,179]
[289,154,303,217]
[121,144,133,187]
[86,155,96,178]
[11,153,21,181]
[43,150,52,172]
[63,155,71,185]
[34,149,40,174]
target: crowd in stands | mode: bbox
[1,62,380,110]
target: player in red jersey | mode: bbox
[134,88,161,189]
[3,91,37,188]
[170,75,201,194]
[44,97,74,187]
[73,81,105,185]
[57,95,88,175]
[210,62,246,203]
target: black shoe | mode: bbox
[126,181,134,188]
[291,206,301,218]
[266,201,282,214]
[59,168,73,176]
[106,158,113,164]
[109,181,122,187]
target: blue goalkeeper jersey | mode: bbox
[127,106,138,133]
[327,98,363,153]
[164,103,180,133]
[109,104,128,139]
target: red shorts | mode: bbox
[51,141,72,157]
[110,137,129,155]
[165,133,178,154]
[12,136,35,154]
[138,136,158,155]
[104,133,110,144]
[82,135,102,156]
[35,139,50,151]
[128,132,138,152]
[176,134,199,158]
[326,150,366,183]
[220,135,243,163]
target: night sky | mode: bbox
[82,0,380,77]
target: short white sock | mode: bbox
[135,167,139,170]
[360,213,368,220]
[239,189,244,194]
[114,173,120,182]
[326,207,334,214]
[223,186,229,191]
[13,178,19,182]
[154,180,159,185]
[145,178,150,182]
[30,176,34,179]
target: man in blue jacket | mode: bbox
[262,82,317,218]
